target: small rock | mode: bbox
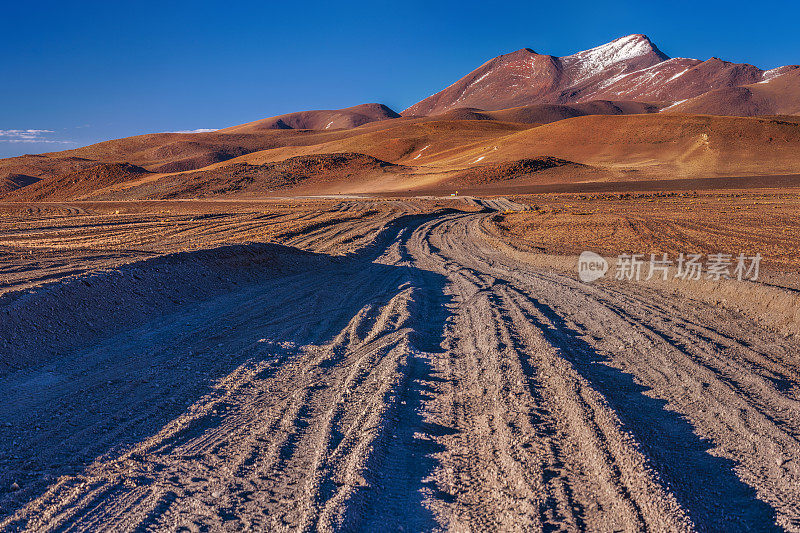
[10,482,20,491]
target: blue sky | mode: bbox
[1,0,798,157]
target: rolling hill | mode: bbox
[3,34,800,200]
[432,100,660,124]
[5,113,798,200]
[218,103,400,133]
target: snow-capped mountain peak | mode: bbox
[402,34,795,116]
[560,34,669,83]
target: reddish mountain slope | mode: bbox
[219,103,400,133]
[2,34,799,200]
[0,174,40,194]
[0,155,99,182]
[4,163,150,201]
[4,113,800,200]
[404,34,799,115]
[667,69,800,116]
[433,100,660,124]
[98,154,407,199]
[446,114,800,179]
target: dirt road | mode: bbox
[1,200,799,531]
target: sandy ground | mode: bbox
[1,196,799,531]
[0,199,462,295]
[499,191,800,277]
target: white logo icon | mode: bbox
[577,251,608,283]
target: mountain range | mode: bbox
[404,34,800,116]
[2,34,800,199]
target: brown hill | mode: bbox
[0,174,40,194]
[438,157,588,190]
[403,34,798,115]
[212,113,800,180]
[441,114,800,179]
[201,120,532,169]
[0,129,363,181]
[99,114,800,197]
[72,120,540,199]
[0,104,399,183]
[2,111,800,199]
[0,134,267,179]
[209,114,800,181]
[667,69,800,116]
[5,163,150,201]
[434,101,659,124]
[0,155,99,183]
[212,119,531,175]
[218,104,400,133]
[96,153,407,199]
[0,107,414,183]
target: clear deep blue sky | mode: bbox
[1,0,798,157]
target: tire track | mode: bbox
[2,201,799,531]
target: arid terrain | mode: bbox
[0,190,798,532]
[3,33,799,204]
[2,31,800,532]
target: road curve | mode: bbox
[1,202,799,531]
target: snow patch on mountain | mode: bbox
[471,71,492,87]
[759,67,790,84]
[561,35,661,82]
[666,67,693,83]
[662,99,688,110]
[402,34,794,116]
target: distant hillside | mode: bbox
[219,103,400,133]
[5,163,150,201]
[432,100,660,124]
[666,69,800,116]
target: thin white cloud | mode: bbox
[0,139,76,144]
[167,128,218,133]
[0,129,75,144]
[0,129,54,139]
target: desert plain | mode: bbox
[2,33,800,532]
